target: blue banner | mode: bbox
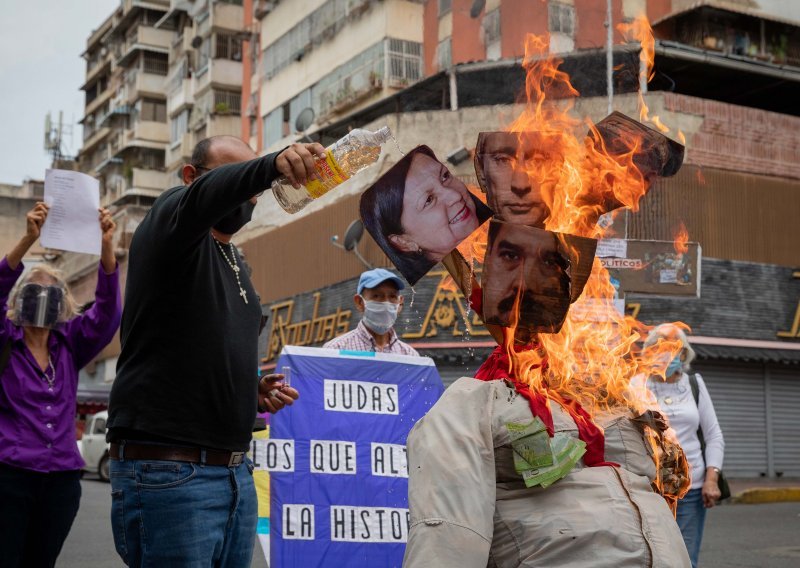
[269,346,444,568]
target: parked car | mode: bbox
[79,411,110,482]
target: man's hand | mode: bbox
[258,373,299,414]
[26,202,49,241]
[275,143,326,189]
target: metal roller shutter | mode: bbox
[694,363,768,478]
[769,368,800,478]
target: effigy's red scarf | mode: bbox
[474,346,616,467]
[470,287,616,467]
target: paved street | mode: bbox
[60,476,799,567]
[59,475,268,568]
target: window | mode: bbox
[213,90,241,114]
[483,8,501,60]
[215,33,243,61]
[143,52,168,76]
[437,37,452,70]
[438,0,452,17]
[140,98,167,122]
[549,2,575,36]
[170,109,189,144]
[263,108,283,148]
[197,38,210,74]
[92,417,106,435]
[388,39,422,85]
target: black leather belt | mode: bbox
[109,442,245,467]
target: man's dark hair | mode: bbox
[190,138,214,168]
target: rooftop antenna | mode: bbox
[331,219,373,269]
[44,111,74,165]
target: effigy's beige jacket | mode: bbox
[403,377,690,568]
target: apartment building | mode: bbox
[254,0,427,153]
[79,0,172,210]
[160,0,249,179]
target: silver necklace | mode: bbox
[41,356,56,389]
[215,240,248,304]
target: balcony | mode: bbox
[213,1,244,31]
[117,26,172,66]
[167,78,193,115]
[166,132,193,169]
[207,114,241,137]
[106,167,168,205]
[121,120,169,150]
[124,71,168,102]
[194,58,243,93]
[81,126,112,155]
[85,87,114,117]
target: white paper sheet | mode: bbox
[41,169,102,255]
[596,238,628,258]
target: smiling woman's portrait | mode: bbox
[360,145,492,284]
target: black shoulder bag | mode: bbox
[0,341,11,377]
[689,373,731,500]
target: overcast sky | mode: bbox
[0,0,119,185]
[0,0,796,186]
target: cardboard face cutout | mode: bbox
[360,145,493,285]
[481,220,597,333]
[474,131,565,228]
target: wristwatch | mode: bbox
[709,466,721,475]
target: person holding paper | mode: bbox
[0,202,121,568]
[107,136,311,567]
[323,268,419,355]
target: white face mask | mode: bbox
[361,298,399,334]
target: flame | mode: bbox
[674,223,689,255]
[466,21,691,508]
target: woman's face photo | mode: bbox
[394,153,479,260]
[360,146,492,285]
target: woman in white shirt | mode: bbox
[643,324,725,568]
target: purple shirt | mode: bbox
[0,257,121,472]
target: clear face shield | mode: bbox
[14,283,66,329]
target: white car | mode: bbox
[79,411,110,482]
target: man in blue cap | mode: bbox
[324,268,419,356]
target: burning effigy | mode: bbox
[361,19,694,568]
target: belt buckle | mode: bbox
[228,452,245,467]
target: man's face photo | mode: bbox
[482,220,572,332]
[475,131,562,229]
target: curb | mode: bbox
[730,487,800,504]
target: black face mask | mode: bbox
[213,201,256,235]
[16,283,64,328]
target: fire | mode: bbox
[460,20,692,509]
[674,222,689,255]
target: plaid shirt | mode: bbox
[323,320,419,356]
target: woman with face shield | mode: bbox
[0,201,122,568]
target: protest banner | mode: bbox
[269,346,444,567]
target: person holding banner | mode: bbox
[0,202,121,568]
[107,136,311,567]
[324,268,418,355]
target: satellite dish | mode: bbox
[343,219,364,251]
[191,36,203,49]
[294,107,315,133]
[470,0,486,18]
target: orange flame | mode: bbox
[465,21,691,508]
[674,223,689,255]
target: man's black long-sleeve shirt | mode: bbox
[108,152,280,451]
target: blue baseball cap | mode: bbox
[357,268,406,295]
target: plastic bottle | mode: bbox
[272,126,393,214]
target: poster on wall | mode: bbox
[269,346,444,568]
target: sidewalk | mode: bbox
[726,477,800,504]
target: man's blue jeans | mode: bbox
[676,487,707,568]
[109,455,257,567]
